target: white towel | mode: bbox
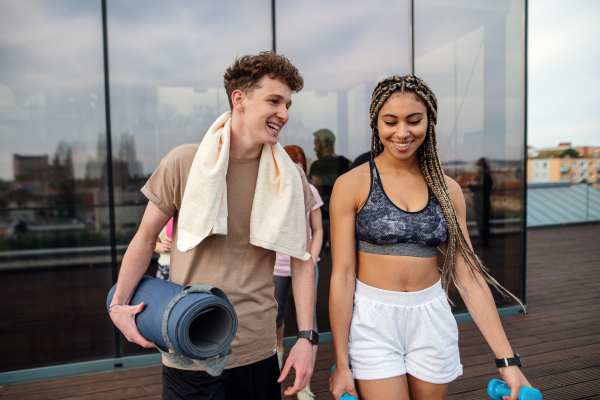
[177,111,310,261]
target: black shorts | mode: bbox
[162,354,281,400]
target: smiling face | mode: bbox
[232,75,292,147]
[377,92,428,161]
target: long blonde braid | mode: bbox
[369,75,524,311]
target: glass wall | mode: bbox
[0,0,526,374]
[414,0,526,309]
[0,1,114,372]
[105,0,272,356]
[277,0,412,335]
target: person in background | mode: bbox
[308,129,350,221]
[273,145,324,400]
[469,158,493,248]
[155,217,173,280]
[308,129,350,249]
[350,151,371,170]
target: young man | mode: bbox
[108,52,317,400]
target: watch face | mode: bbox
[312,331,319,345]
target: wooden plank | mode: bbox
[1,375,162,400]
[0,367,161,396]
[541,379,600,400]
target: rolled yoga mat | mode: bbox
[107,276,237,361]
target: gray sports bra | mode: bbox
[355,160,448,257]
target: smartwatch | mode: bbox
[297,330,319,345]
[495,354,522,368]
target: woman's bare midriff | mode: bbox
[357,251,441,292]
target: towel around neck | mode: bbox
[177,112,311,261]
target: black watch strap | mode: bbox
[495,354,521,368]
[297,330,319,345]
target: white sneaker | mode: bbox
[297,387,315,400]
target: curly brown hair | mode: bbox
[223,51,304,109]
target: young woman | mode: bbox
[329,75,530,400]
[273,145,324,400]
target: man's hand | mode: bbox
[278,338,314,395]
[109,303,155,348]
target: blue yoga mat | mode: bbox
[107,277,237,360]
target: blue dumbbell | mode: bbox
[487,379,542,400]
[330,365,358,400]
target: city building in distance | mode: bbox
[527,142,600,183]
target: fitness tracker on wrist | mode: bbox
[297,330,319,345]
[495,353,521,368]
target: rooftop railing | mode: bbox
[527,181,600,227]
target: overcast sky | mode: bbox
[528,0,600,148]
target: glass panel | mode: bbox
[528,181,600,226]
[106,0,272,356]
[0,1,113,371]
[415,0,525,310]
[277,0,411,334]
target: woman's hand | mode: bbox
[155,237,171,254]
[330,365,358,400]
[499,366,531,400]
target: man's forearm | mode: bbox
[110,234,157,306]
[290,257,315,332]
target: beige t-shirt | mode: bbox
[141,143,316,370]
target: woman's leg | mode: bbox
[356,375,410,400]
[273,275,292,370]
[276,323,285,370]
[406,374,450,400]
[276,324,285,354]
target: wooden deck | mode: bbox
[1,224,599,399]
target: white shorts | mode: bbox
[348,278,463,384]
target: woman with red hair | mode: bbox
[273,145,323,400]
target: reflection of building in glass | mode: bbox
[85,132,144,187]
[118,133,143,178]
[13,155,50,182]
[453,159,523,238]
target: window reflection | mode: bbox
[277,0,411,335]
[415,0,526,309]
[278,0,411,165]
[106,0,272,356]
[0,0,113,371]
